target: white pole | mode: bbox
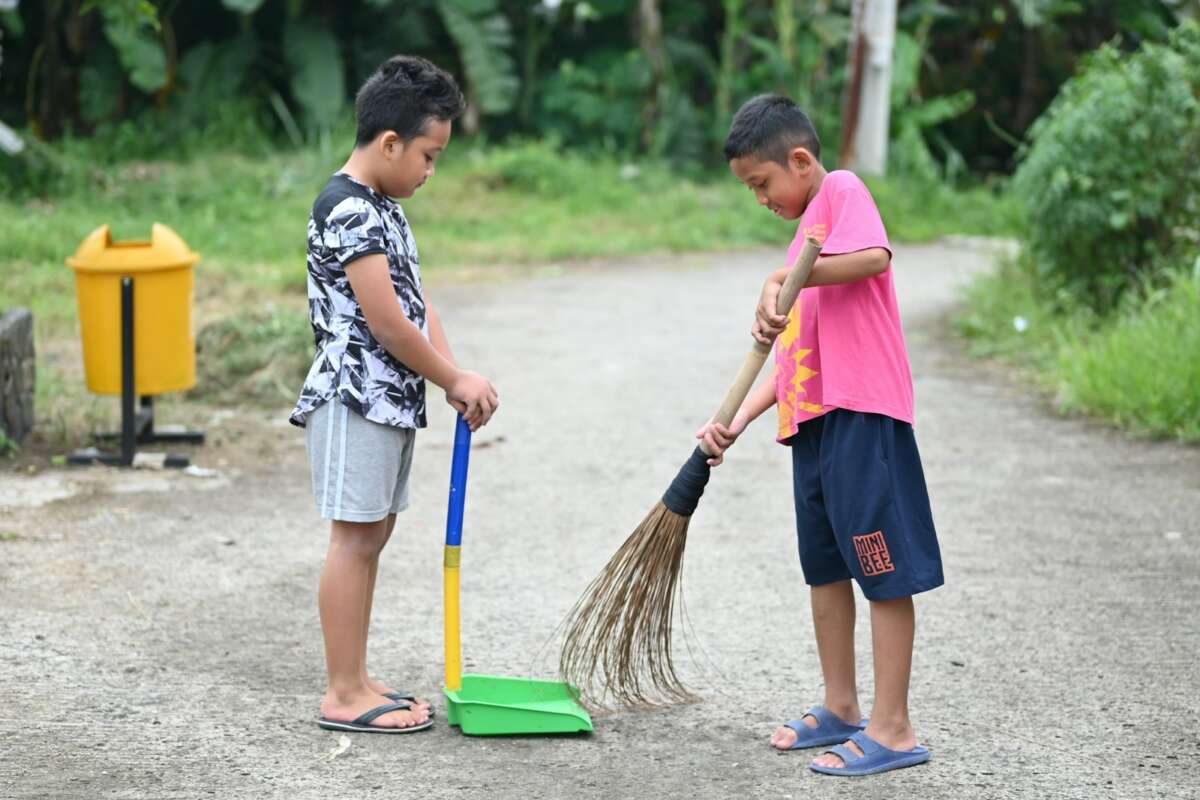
[851,0,897,176]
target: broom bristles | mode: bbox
[558,500,697,707]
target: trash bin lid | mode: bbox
[66,224,200,273]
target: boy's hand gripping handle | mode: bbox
[444,414,472,692]
[701,236,821,455]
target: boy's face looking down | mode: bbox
[728,146,820,221]
[374,117,451,199]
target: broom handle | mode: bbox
[703,237,822,449]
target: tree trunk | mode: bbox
[517,6,549,129]
[715,0,742,132]
[841,0,896,175]
[638,0,666,152]
[774,0,795,94]
[461,86,480,136]
[838,0,867,167]
[1014,23,1038,134]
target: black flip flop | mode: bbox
[385,691,436,718]
[317,702,433,734]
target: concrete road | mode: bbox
[2,240,1198,799]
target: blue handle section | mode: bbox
[445,414,472,547]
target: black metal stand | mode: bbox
[69,277,204,469]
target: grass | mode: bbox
[1,138,1017,332]
[1054,274,1200,440]
[956,255,1200,442]
[0,134,1018,456]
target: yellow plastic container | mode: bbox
[65,224,199,396]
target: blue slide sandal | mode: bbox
[810,730,930,776]
[779,706,868,750]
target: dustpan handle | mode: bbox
[444,414,471,692]
[446,414,472,548]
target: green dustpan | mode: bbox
[441,415,593,736]
[445,674,592,736]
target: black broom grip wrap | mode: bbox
[661,446,714,517]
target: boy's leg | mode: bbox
[358,514,392,686]
[359,515,432,710]
[807,411,939,766]
[771,579,862,749]
[319,518,428,728]
[812,595,917,767]
[773,415,864,749]
[359,515,393,692]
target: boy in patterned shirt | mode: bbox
[698,95,943,776]
[290,55,498,734]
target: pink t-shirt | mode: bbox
[774,170,914,441]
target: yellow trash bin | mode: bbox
[65,224,199,396]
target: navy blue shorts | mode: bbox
[789,409,944,600]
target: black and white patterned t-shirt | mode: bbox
[289,173,428,429]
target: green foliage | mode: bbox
[436,0,518,115]
[94,0,166,93]
[1,0,1193,181]
[222,0,267,13]
[540,51,646,153]
[0,427,16,457]
[79,46,124,124]
[888,25,975,182]
[283,19,346,134]
[1013,21,1200,310]
[175,36,255,126]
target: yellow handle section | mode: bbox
[443,546,462,692]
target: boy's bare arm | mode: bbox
[807,247,890,287]
[735,370,779,428]
[346,255,457,386]
[345,254,496,427]
[754,248,889,343]
[697,368,778,466]
[426,300,456,366]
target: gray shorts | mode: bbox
[305,400,415,523]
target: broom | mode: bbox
[559,237,823,707]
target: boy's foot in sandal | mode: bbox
[771,705,866,750]
[383,690,435,718]
[318,693,431,733]
[365,676,434,716]
[810,730,930,776]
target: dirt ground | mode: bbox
[1,240,1198,800]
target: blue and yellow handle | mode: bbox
[444,414,471,693]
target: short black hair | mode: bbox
[355,55,465,146]
[723,94,821,165]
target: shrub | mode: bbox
[1013,21,1200,311]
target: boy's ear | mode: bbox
[788,146,817,174]
[378,130,405,157]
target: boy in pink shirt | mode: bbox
[699,95,943,777]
